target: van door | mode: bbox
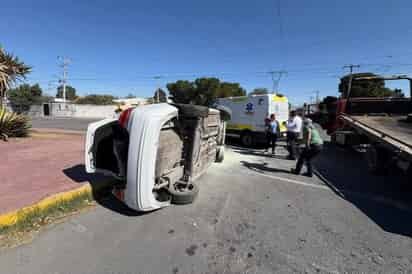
[85,118,129,179]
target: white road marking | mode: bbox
[243,168,330,190]
[243,165,412,213]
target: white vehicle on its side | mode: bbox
[216,94,289,146]
[85,103,229,212]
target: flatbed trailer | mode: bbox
[329,75,412,174]
[339,114,412,162]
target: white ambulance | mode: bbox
[216,94,289,146]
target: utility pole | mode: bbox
[268,70,287,95]
[153,76,163,103]
[314,90,320,104]
[58,56,71,102]
[343,64,360,98]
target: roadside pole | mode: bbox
[343,64,360,98]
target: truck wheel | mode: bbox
[365,145,388,174]
[241,131,254,147]
[169,182,199,205]
[215,146,224,163]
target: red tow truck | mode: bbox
[320,75,412,174]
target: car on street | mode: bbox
[85,103,229,212]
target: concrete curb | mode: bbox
[30,128,85,136]
[0,185,93,228]
[0,178,115,228]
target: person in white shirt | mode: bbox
[285,110,303,160]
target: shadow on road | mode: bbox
[63,164,109,184]
[63,164,146,217]
[232,147,289,160]
[240,160,291,174]
[313,142,412,237]
[233,139,412,237]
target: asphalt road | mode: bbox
[31,117,102,131]
[1,144,412,273]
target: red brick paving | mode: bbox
[0,134,90,214]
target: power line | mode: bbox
[268,70,287,94]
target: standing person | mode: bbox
[286,110,303,160]
[265,114,280,155]
[264,114,271,153]
[291,118,323,177]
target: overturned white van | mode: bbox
[85,103,229,212]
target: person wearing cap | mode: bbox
[285,110,303,160]
[291,118,323,177]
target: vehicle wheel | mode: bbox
[241,131,254,147]
[173,104,209,118]
[365,145,388,174]
[215,146,224,163]
[169,181,199,205]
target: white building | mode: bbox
[113,97,149,106]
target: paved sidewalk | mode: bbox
[0,133,104,214]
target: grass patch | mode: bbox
[0,190,94,236]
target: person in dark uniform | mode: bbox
[265,114,280,155]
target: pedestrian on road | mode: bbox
[285,110,303,160]
[291,118,324,177]
[265,113,280,155]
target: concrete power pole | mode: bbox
[314,90,320,104]
[268,70,287,95]
[58,56,71,102]
[153,76,163,103]
[343,64,360,98]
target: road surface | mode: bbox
[1,145,412,273]
[31,117,101,131]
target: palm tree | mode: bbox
[0,47,31,106]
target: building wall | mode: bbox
[25,103,118,119]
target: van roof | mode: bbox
[217,94,288,100]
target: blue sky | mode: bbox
[2,0,412,104]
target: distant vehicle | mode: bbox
[321,75,412,175]
[216,94,289,146]
[85,103,229,212]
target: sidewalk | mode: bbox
[0,132,105,215]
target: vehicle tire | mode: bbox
[241,131,254,147]
[215,146,224,163]
[169,182,199,205]
[173,104,209,118]
[365,145,388,174]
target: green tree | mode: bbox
[167,78,246,106]
[126,93,135,98]
[216,82,246,98]
[74,94,115,105]
[167,80,195,104]
[56,85,77,100]
[249,88,268,95]
[339,73,404,98]
[0,47,31,105]
[153,88,167,103]
[8,83,46,112]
